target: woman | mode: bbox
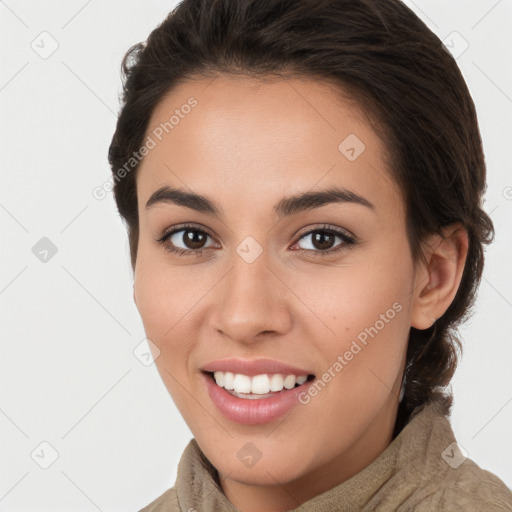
[108,0,512,510]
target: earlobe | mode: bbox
[411,224,468,330]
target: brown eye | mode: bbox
[157,225,217,256]
[294,226,357,256]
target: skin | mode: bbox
[132,75,468,512]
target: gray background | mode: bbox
[1,0,511,510]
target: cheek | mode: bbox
[298,242,413,393]
[133,269,173,339]
[133,247,214,379]
[133,256,189,371]
[303,247,412,338]
[133,260,197,403]
[134,245,196,335]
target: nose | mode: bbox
[209,251,293,345]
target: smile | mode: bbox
[201,366,316,425]
[212,371,309,398]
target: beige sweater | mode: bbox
[139,397,512,511]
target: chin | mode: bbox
[218,456,308,487]
[196,432,315,486]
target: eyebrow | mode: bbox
[145,185,375,218]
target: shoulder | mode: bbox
[405,458,512,511]
[138,486,179,512]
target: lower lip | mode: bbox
[202,372,313,425]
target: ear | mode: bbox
[411,224,469,330]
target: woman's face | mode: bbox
[133,75,422,501]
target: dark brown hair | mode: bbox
[108,0,494,434]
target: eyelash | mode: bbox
[155,223,357,258]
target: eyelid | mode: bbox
[294,223,356,242]
[156,222,215,242]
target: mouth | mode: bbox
[200,357,317,424]
[202,370,316,400]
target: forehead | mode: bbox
[136,74,401,216]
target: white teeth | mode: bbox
[223,372,235,390]
[233,374,252,393]
[213,371,224,387]
[296,375,307,385]
[269,374,284,392]
[283,375,296,389]
[251,374,271,394]
[212,371,309,394]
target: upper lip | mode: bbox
[201,357,314,377]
